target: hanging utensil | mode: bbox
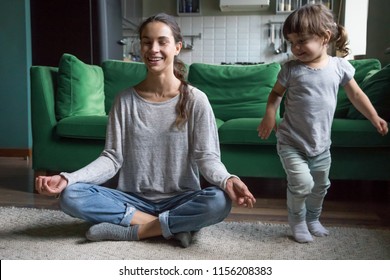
[270,23,275,50]
[274,26,282,54]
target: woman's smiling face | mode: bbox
[140,21,182,72]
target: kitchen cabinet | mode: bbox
[177,0,201,16]
[276,0,332,14]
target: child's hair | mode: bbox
[138,13,190,129]
[282,4,349,57]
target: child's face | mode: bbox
[286,33,328,64]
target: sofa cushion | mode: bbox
[331,119,390,147]
[102,60,147,113]
[57,116,108,140]
[335,59,381,118]
[218,118,278,145]
[56,53,105,119]
[346,64,390,122]
[218,118,390,147]
[188,63,281,121]
[215,118,224,129]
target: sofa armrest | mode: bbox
[30,66,59,169]
[31,66,58,126]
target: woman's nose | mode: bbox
[151,42,160,52]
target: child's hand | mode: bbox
[372,117,389,136]
[257,116,276,139]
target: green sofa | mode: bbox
[31,54,390,181]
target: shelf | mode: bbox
[276,0,333,14]
[177,0,201,16]
[304,0,332,9]
[276,0,301,13]
[182,33,201,50]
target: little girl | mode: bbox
[258,4,388,243]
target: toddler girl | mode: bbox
[258,4,388,243]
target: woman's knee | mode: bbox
[202,187,232,220]
[59,183,90,215]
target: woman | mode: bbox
[35,13,256,248]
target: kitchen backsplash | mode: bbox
[123,14,292,65]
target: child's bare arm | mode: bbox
[344,78,388,135]
[257,82,285,139]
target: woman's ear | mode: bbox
[175,41,182,55]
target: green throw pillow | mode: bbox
[188,63,281,121]
[347,64,390,122]
[102,60,147,113]
[335,59,382,118]
[56,53,105,119]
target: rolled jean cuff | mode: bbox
[159,211,172,239]
[119,204,136,226]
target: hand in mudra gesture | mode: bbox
[224,177,256,208]
[35,175,68,197]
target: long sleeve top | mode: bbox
[61,86,232,201]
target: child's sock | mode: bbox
[307,220,329,237]
[86,222,139,241]
[174,232,192,248]
[289,221,313,243]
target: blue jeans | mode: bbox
[59,184,231,239]
[277,144,331,223]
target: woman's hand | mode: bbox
[224,177,256,208]
[35,175,68,197]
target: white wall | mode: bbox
[176,14,291,64]
[344,0,368,58]
[124,14,292,65]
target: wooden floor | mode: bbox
[1,156,389,229]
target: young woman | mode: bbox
[258,4,388,243]
[36,13,256,248]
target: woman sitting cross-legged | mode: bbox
[35,13,256,248]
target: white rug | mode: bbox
[1,207,389,260]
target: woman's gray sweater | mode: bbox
[61,86,232,201]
